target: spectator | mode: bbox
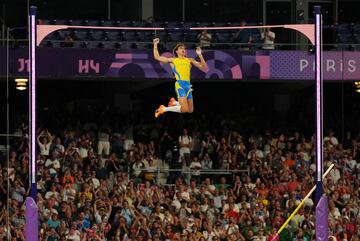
[201,153,213,170]
[2,110,360,241]
[190,156,202,182]
[63,34,74,47]
[98,128,111,158]
[37,128,54,157]
[197,30,212,49]
[233,20,252,50]
[179,128,192,166]
[261,28,276,50]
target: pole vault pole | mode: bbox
[26,5,39,241]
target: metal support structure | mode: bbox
[26,6,39,241]
[182,0,185,22]
[316,197,329,241]
[334,0,339,24]
[107,0,111,20]
[314,5,323,205]
[6,26,11,241]
[29,5,37,202]
[315,6,326,241]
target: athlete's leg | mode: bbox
[155,97,188,117]
[186,84,194,113]
[178,97,189,113]
[168,97,180,107]
[187,98,194,113]
[155,82,188,117]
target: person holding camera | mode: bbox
[260,28,275,50]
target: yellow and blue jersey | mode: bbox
[172,57,191,81]
[172,57,193,99]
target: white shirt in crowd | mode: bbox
[179,135,192,157]
[92,177,100,189]
[261,29,275,50]
[79,147,89,158]
[45,159,61,169]
[324,135,339,147]
[203,230,216,240]
[38,141,52,156]
[247,149,264,159]
[124,139,134,151]
[190,161,201,176]
[330,168,341,184]
[224,223,239,235]
[66,232,81,241]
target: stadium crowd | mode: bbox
[0,113,359,241]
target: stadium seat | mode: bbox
[89,30,106,41]
[122,31,139,41]
[182,22,193,29]
[150,21,163,28]
[212,22,228,27]
[168,32,184,42]
[137,42,152,50]
[105,31,122,41]
[114,42,122,49]
[184,32,198,42]
[52,19,68,25]
[51,40,61,48]
[115,20,132,26]
[337,23,352,35]
[197,22,211,27]
[353,34,360,50]
[165,21,180,29]
[229,22,241,26]
[71,41,85,48]
[103,41,118,49]
[134,21,147,27]
[353,24,360,34]
[39,40,53,47]
[129,42,138,49]
[68,20,84,26]
[57,30,72,40]
[85,41,101,49]
[84,20,100,26]
[338,33,353,43]
[215,32,233,43]
[73,30,89,40]
[337,33,354,50]
[251,29,262,49]
[138,31,155,42]
[44,32,59,40]
[156,32,169,42]
[100,20,115,27]
[39,19,52,25]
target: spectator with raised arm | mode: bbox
[261,28,276,50]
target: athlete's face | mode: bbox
[176,46,186,57]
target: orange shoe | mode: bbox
[168,97,176,107]
[155,105,166,118]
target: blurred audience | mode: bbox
[0,112,359,241]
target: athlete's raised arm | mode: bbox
[153,38,174,64]
[189,47,208,71]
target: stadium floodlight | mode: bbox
[15,78,28,90]
[355,82,360,93]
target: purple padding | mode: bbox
[25,197,38,241]
[2,48,360,80]
[316,196,328,241]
